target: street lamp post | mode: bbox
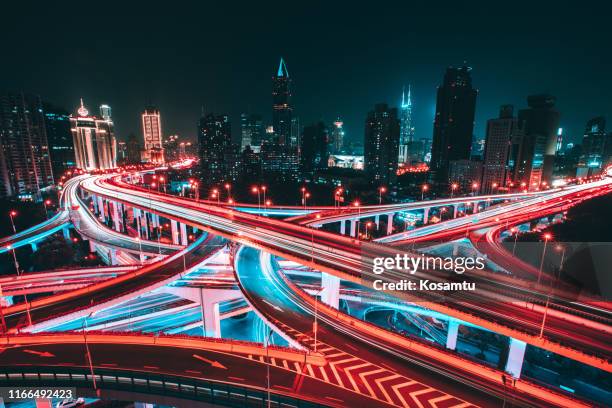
[43,200,52,220]
[265,329,274,408]
[511,227,519,255]
[82,311,98,393]
[421,184,428,201]
[450,183,458,198]
[224,183,231,201]
[301,187,306,207]
[304,192,310,209]
[538,233,552,284]
[9,211,17,234]
[471,182,479,196]
[252,186,261,210]
[378,186,386,205]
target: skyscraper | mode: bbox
[100,104,112,121]
[512,95,559,188]
[430,65,478,183]
[198,113,231,184]
[240,113,264,150]
[70,99,116,171]
[481,105,520,193]
[578,117,607,175]
[330,118,345,154]
[399,85,415,163]
[272,57,292,145]
[142,107,164,164]
[290,117,300,147]
[300,122,329,177]
[364,103,400,187]
[126,133,142,165]
[0,92,54,200]
[43,103,74,177]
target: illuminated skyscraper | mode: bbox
[579,117,607,175]
[142,106,164,164]
[300,121,328,177]
[330,118,345,154]
[198,112,231,184]
[100,104,112,121]
[398,85,415,163]
[70,99,116,171]
[44,103,75,176]
[0,92,54,200]
[272,57,292,145]
[430,65,477,183]
[364,103,400,187]
[240,113,264,150]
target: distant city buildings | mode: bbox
[0,92,54,200]
[364,103,400,187]
[141,107,164,164]
[198,113,231,184]
[125,133,142,165]
[511,94,559,188]
[260,142,299,182]
[272,57,292,145]
[70,99,117,171]
[449,159,482,191]
[430,65,478,183]
[398,86,415,163]
[481,105,520,193]
[328,155,364,170]
[43,103,74,177]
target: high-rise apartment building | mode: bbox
[300,122,329,177]
[481,105,520,193]
[430,65,477,183]
[272,58,292,145]
[142,107,164,164]
[70,99,117,171]
[330,118,345,154]
[240,113,264,150]
[364,103,400,187]
[579,117,607,174]
[0,93,54,200]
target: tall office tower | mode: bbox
[43,103,75,176]
[70,99,117,171]
[142,106,164,164]
[512,95,560,188]
[398,85,415,163]
[578,117,607,175]
[330,118,345,154]
[0,93,54,200]
[300,122,329,177]
[240,113,264,150]
[481,105,520,193]
[290,117,300,147]
[272,57,292,145]
[429,65,478,183]
[198,113,231,184]
[100,104,112,121]
[364,103,400,187]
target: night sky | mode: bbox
[2,2,610,145]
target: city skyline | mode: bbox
[1,3,610,146]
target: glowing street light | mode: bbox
[421,184,428,201]
[334,187,344,208]
[471,182,479,196]
[224,183,231,200]
[510,227,519,255]
[43,199,52,219]
[378,186,387,205]
[252,186,261,210]
[538,233,552,284]
[9,210,17,234]
[450,183,458,198]
[365,221,373,239]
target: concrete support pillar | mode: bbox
[386,213,394,235]
[89,240,96,252]
[112,201,121,232]
[340,220,346,235]
[453,205,458,218]
[30,242,38,252]
[350,219,357,237]
[200,292,221,338]
[422,208,430,225]
[446,320,459,350]
[192,226,198,233]
[92,194,98,214]
[97,196,105,221]
[321,272,340,309]
[141,211,149,240]
[171,220,180,245]
[133,208,142,238]
[180,222,188,246]
[109,248,118,265]
[473,201,480,214]
[374,214,380,228]
[505,338,527,379]
[62,226,71,241]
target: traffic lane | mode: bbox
[235,248,498,407]
[3,236,224,331]
[0,342,385,408]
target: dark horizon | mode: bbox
[2,2,610,145]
